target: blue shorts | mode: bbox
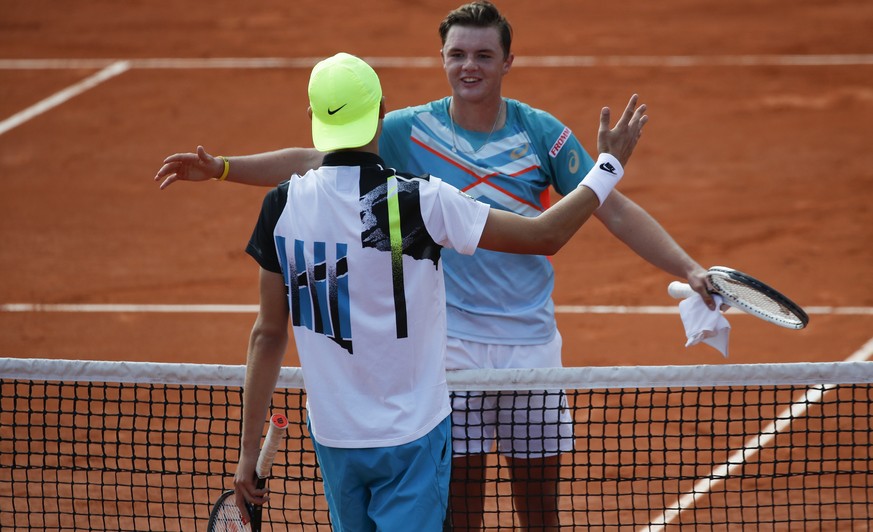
[310,416,452,531]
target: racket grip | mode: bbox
[256,413,289,478]
[667,281,695,299]
[249,477,267,532]
[250,413,288,532]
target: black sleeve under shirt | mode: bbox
[245,181,290,274]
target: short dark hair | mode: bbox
[439,1,513,58]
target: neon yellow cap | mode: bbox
[308,53,383,152]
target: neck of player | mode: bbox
[450,96,505,132]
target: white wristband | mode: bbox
[578,153,623,205]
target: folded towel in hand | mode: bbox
[679,293,731,357]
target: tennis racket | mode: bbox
[667,266,809,330]
[207,413,290,532]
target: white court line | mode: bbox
[0,303,870,315]
[0,303,872,315]
[642,335,873,532]
[1,54,873,71]
[0,60,130,136]
[0,303,259,314]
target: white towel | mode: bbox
[678,294,731,357]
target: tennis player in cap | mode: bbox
[233,51,646,530]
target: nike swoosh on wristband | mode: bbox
[327,104,347,115]
[599,162,617,174]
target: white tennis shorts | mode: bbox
[447,332,574,458]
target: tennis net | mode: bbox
[2,357,871,530]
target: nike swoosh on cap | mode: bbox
[327,104,348,115]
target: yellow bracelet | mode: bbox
[217,156,230,181]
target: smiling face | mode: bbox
[441,25,513,105]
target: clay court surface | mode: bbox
[1,0,872,368]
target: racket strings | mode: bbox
[715,278,805,327]
[210,499,250,531]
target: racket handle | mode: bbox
[250,413,288,532]
[249,477,267,532]
[667,281,695,299]
[256,413,289,477]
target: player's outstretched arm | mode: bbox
[592,93,715,307]
[479,94,648,255]
[154,146,323,190]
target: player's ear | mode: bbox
[307,106,313,121]
[502,52,514,75]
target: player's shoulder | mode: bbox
[261,179,290,208]
[507,98,564,126]
[392,170,480,208]
[392,169,434,184]
[386,98,447,122]
[268,179,291,197]
[507,98,578,155]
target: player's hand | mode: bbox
[686,266,717,310]
[597,94,648,167]
[232,454,265,525]
[154,145,223,190]
[686,266,728,311]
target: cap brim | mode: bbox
[311,106,380,152]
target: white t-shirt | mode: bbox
[246,151,489,448]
